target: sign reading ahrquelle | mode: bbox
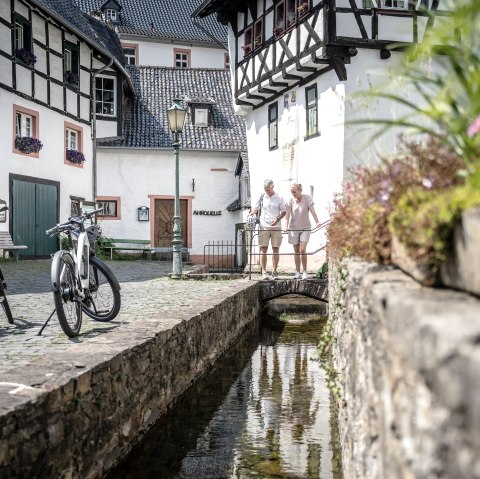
[193,210,222,216]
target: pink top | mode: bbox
[287,194,314,230]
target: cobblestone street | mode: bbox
[0,259,248,373]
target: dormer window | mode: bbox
[100,0,121,23]
[186,99,215,127]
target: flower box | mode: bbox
[65,70,79,87]
[15,136,43,154]
[16,48,37,66]
[66,149,86,164]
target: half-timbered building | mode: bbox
[0,0,133,257]
[193,0,454,271]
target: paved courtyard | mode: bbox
[0,259,249,373]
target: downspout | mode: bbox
[91,58,114,203]
[192,17,228,51]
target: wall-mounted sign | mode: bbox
[193,210,222,216]
[0,199,7,223]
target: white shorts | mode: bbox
[288,229,311,245]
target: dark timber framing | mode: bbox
[194,0,448,110]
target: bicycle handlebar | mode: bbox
[45,207,104,236]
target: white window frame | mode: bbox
[15,22,24,50]
[105,9,117,21]
[175,52,189,68]
[97,200,118,217]
[367,0,409,8]
[95,75,116,117]
[123,47,136,65]
[16,112,32,137]
[66,128,78,150]
[64,47,72,71]
[194,108,208,127]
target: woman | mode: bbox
[284,183,320,279]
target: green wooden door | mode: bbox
[12,179,58,257]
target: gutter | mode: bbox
[92,58,114,202]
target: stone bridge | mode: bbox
[258,278,328,302]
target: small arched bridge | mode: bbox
[258,278,328,302]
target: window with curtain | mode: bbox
[268,103,278,150]
[305,85,318,138]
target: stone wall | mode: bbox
[329,260,480,479]
[0,281,261,479]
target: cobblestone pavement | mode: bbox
[0,259,250,373]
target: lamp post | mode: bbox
[167,99,187,278]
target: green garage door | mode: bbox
[12,178,58,258]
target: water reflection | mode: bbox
[107,314,341,479]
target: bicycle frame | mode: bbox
[72,230,90,290]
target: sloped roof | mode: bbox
[75,0,228,44]
[97,66,247,151]
[32,0,126,67]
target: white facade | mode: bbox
[96,148,241,261]
[120,37,228,69]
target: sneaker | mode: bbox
[271,271,279,280]
[262,273,271,280]
[293,271,301,280]
[302,271,308,280]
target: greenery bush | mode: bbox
[327,137,464,264]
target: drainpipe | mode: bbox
[192,17,228,51]
[91,58,114,203]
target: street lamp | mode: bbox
[167,98,187,278]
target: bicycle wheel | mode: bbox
[52,251,82,337]
[82,256,121,322]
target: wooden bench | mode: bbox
[100,238,153,260]
[0,231,28,261]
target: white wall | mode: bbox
[96,148,241,255]
[0,91,93,231]
[122,38,227,68]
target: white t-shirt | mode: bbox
[256,192,286,230]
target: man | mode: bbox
[248,179,286,280]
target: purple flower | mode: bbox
[15,136,43,154]
[66,149,86,164]
[65,70,79,86]
[16,48,37,66]
[467,115,480,137]
[422,178,433,189]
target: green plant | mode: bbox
[352,1,480,187]
[327,136,464,263]
[316,260,328,279]
[389,184,480,268]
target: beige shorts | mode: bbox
[258,228,283,248]
[288,229,311,245]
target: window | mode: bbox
[96,197,121,220]
[254,19,263,49]
[305,85,318,138]
[224,53,230,70]
[274,2,286,36]
[70,196,84,216]
[268,103,278,150]
[16,112,32,137]
[14,15,33,60]
[95,76,116,116]
[174,49,190,68]
[123,47,137,65]
[363,0,408,8]
[243,26,253,56]
[105,9,118,21]
[13,104,40,157]
[64,121,84,167]
[64,41,80,87]
[194,108,208,127]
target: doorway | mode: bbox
[10,175,58,258]
[154,198,188,248]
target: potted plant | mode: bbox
[242,44,252,55]
[298,2,309,15]
[15,48,36,66]
[66,149,86,164]
[65,70,79,87]
[15,136,43,154]
[273,21,285,36]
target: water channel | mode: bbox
[107,297,342,479]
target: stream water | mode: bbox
[107,308,342,479]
